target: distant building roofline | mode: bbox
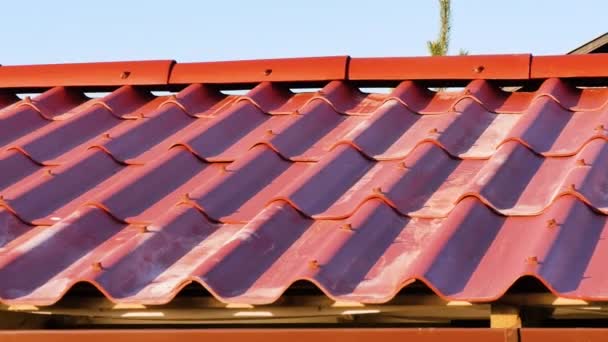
[568,32,608,54]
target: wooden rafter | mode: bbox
[1,293,605,327]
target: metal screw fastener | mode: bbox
[23,96,32,103]
[567,184,576,192]
[373,186,383,194]
[120,71,131,79]
[547,218,558,229]
[341,223,353,231]
[46,169,55,176]
[138,225,150,233]
[398,161,410,169]
[264,69,273,76]
[525,256,539,265]
[428,128,439,134]
[576,158,589,167]
[308,260,320,270]
[91,262,104,271]
[266,129,275,136]
[473,66,485,73]
[595,124,606,132]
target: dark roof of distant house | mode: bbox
[569,32,608,54]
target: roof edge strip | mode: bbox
[169,56,349,85]
[0,60,175,88]
[2,54,608,89]
[349,54,532,81]
[531,54,608,78]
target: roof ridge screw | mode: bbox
[373,186,383,194]
[263,69,273,76]
[102,132,111,139]
[595,124,605,132]
[566,183,576,192]
[576,158,589,167]
[46,169,55,176]
[428,128,439,134]
[138,225,150,233]
[547,218,558,229]
[182,193,191,201]
[473,65,485,73]
[120,71,131,79]
[266,129,275,136]
[23,96,32,103]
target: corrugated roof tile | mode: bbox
[2,56,608,306]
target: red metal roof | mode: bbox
[1,54,608,306]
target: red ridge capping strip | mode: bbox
[1,54,608,89]
[531,53,608,78]
[169,56,349,84]
[0,60,175,88]
[348,54,532,80]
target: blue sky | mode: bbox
[2,1,606,65]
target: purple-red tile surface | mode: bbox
[2,58,608,306]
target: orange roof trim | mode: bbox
[0,60,174,88]
[531,54,608,78]
[349,54,531,80]
[1,54,608,88]
[170,56,348,84]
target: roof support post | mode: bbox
[491,304,521,329]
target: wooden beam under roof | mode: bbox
[1,293,607,327]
